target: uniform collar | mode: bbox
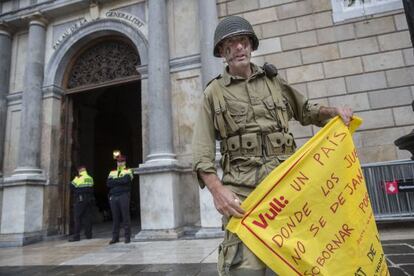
[222,63,264,86]
[79,170,88,176]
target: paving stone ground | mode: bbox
[0,224,412,275]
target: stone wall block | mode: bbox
[311,0,332,12]
[355,16,395,38]
[378,31,412,51]
[328,93,370,112]
[339,37,379,58]
[317,24,355,44]
[286,63,324,83]
[253,37,282,56]
[217,3,227,17]
[243,7,278,25]
[360,127,413,147]
[278,69,287,79]
[345,72,387,93]
[393,106,414,126]
[307,77,347,98]
[368,87,413,109]
[386,67,414,87]
[276,1,312,19]
[301,44,339,64]
[227,0,259,15]
[259,0,295,8]
[357,145,397,163]
[262,18,297,37]
[323,57,363,78]
[403,48,414,66]
[357,109,395,130]
[264,50,302,69]
[362,50,405,72]
[394,13,408,31]
[281,31,318,50]
[253,25,263,39]
[296,14,315,32]
[251,55,265,65]
[291,83,308,97]
[296,12,333,32]
[289,120,313,138]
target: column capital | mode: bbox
[22,12,49,28]
[0,21,12,37]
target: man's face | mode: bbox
[219,35,252,69]
[117,161,126,167]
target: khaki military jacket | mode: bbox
[192,63,323,197]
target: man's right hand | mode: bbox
[199,172,245,218]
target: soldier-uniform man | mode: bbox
[192,16,353,275]
[107,151,134,244]
[69,166,94,242]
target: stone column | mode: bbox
[14,15,47,177]
[1,14,47,247]
[146,0,175,162]
[198,0,222,87]
[0,23,12,180]
[195,0,224,238]
[135,0,185,240]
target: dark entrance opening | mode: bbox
[64,80,142,237]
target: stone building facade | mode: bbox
[0,0,413,247]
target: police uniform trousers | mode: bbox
[109,192,131,239]
[73,194,93,239]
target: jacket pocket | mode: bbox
[265,132,285,156]
[227,100,248,125]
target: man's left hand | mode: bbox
[319,106,353,126]
[334,107,353,126]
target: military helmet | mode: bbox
[213,16,259,57]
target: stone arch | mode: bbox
[44,18,148,89]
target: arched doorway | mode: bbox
[60,37,142,237]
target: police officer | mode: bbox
[192,16,353,275]
[69,166,94,242]
[107,152,133,244]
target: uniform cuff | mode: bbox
[307,102,325,127]
[193,162,217,189]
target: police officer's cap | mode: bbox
[213,16,259,57]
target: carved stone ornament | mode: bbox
[67,40,140,89]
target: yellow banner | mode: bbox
[227,117,389,276]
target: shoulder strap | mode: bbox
[209,80,240,138]
[264,76,289,132]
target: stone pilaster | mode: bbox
[1,14,48,247]
[195,0,224,239]
[0,23,12,181]
[135,0,184,240]
[0,22,12,242]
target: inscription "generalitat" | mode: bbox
[105,11,144,28]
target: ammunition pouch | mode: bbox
[221,132,296,160]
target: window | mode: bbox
[331,0,403,22]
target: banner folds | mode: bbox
[227,117,389,276]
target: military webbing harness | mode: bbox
[209,75,290,139]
